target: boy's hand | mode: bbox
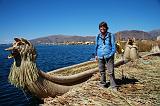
[95,56,98,62]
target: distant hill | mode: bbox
[148,29,160,39]
[30,35,95,45]
[115,30,153,40]
[30,29,160,44]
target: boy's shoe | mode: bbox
[99,81,109,88]
[100,80,110,84]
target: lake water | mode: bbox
[0,44,95,106]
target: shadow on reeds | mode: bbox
[116,76,138,86]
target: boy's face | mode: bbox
[99,26,107,34]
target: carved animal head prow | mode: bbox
[5,38,37,61]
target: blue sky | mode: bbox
[0,0,160,43]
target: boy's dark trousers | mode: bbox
[98,55,117,88]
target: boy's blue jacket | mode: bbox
[95,32,116,59]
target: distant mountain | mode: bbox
[30,29,160,44]
[30,35,95,45]
[115,30,153,40]
[148,29,160,39]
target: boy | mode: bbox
[95,21,117,91]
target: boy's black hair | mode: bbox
[99,21,108,30]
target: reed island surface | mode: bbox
[43,54,160,106]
